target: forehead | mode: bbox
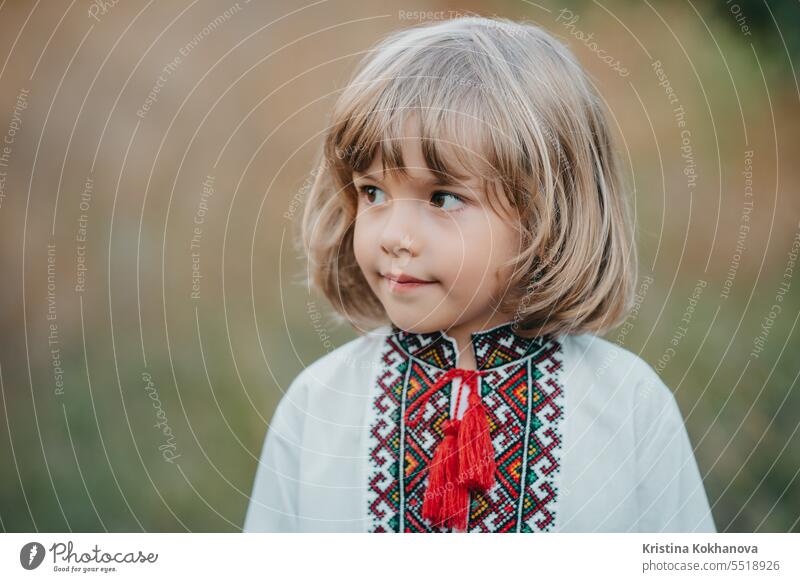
[355,152,483,189]
[352,117,486,188]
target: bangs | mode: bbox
[328,60,528,217]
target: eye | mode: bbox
[358,185,386,205]
[431,191,466,211]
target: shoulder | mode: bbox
[555,332,675,406]
[286,324,391,399]
[269,325,390,432]
[555,333,688,449]
[556,332,652,380]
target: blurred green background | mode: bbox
[0,0,798,532]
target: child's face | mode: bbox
[352,118,522,335]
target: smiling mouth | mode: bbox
[381,273,437,291]
[382,273,435,284]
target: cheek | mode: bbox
[493,216,522,263]
[352,207,375,266]
[438,220,495,285]
[447,216,519,287]
[490,221,523,292]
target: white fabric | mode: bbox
[243,325,716,533]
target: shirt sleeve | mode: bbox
[633,365,716,533]
[242,370,308,532]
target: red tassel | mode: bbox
[458,388,496,492]
[422,419,470,531]
[410,367,496,532]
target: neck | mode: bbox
[445,314,516,370]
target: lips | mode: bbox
[382,272,435,284]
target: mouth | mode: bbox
[381,272,437,292]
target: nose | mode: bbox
[379,198,422,258]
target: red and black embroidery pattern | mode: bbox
[366,323,564,532]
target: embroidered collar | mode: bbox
[390,321,550,371]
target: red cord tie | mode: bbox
[405,368,496,531]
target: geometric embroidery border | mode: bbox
[366,334,564,532]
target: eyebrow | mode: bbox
[353,170,480,189]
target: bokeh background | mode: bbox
[0,0,798,532]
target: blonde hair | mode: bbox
[300,15,638,338]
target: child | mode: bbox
[243,16,716,533]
